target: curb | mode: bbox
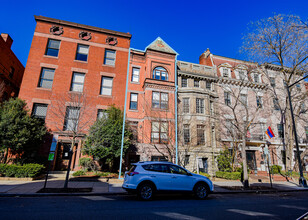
[0,189,307,197]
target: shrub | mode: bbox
[72,170,86,176]
[0,163,44,178]
[216,171,241,180]
[196,172,211,178]
[271,165,282,174]
[79,157,96,172]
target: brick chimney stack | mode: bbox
[1,33,13,49]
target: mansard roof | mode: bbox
[146,37,178,55]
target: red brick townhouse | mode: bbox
[0,33,24,101]
[124,37,177,167]
[19,16,131,170]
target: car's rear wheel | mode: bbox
[138,183,155,201]
[194,183,209,199]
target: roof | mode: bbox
[34,15,132,39]
[146,37,178,55]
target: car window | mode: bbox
[169,165,188,175]
[142,164,169,173]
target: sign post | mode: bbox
[43,135,58,189]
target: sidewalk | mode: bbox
[0,177,307,197]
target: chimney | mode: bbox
[1,33,13,49]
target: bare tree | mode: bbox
[49,91,96,188]
[242,14,308,172]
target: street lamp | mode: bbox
[285,75,308,187]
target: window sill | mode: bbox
[128,109,138,112]
[69,91,83,94]
[151,108,169,112]
[102,64,115,68]
[130,81,140,84]
[98,94,112,98]
[43,55,58,59]
[74,60,88,64]
[36,87,52,91]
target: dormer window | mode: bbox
[253,73,260,83]
[223,68,229,77]
[238,70,245,80]
[153,67,168,81]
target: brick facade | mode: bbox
[0,33,24,101]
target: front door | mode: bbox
[246,150,257,171]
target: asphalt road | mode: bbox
[0,192,307,220]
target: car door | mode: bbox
[169,165,195,191]
[143,164,173,190]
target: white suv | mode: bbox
[122,161,214,200]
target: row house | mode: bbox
[199,49,308,173]
[0,33,24,101]
[124,37,177,167]
[177,60,219,175]
[19,16,131,170]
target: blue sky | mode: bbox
[1,0,307,66]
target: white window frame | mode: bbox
[100,76,113,96]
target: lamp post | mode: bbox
[285,75,308,187]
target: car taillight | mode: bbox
[127,172,139,176]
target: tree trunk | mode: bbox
[64,138,75,188]
[241,140,249,189]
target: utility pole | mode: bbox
[285,76,308,187]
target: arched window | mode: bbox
[153,67,168,81]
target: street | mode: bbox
[0,192,307,220]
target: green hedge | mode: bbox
[0,163,45,178]
[270,165,282,174]
[216,171,241,180]
[72,170,86,176]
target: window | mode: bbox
[238,70,245,80]
[183,124,190,144]
[210,101,214,115]
[240,94,247,106]
[63,107,80,131]
[197,125,205,145]
[70,72,85,92]
[152,92,168,109]
[223,68,229,77]
[130,93,138,110]
[226,120,233,137]
[151,122,168,144]
[206,81,211,90]
[183,98,189,113]
[97,109,108,120]
[270,77,275,88]
[277,124,284,138]
[45,39,60,57]
[305,126,308,142]
[256,96,263,108]
[196,98,204,114]
[32,103,48,122]
[129,121,138,142]
[104,49,116,66]
[224,92,231,106]
[9,67,15,79]
[254,74,260,83]
[194,79,200,87]
[152,67,168,81]
[131,68,140,82]
[142,164,169,172]
[184,155,190,166]
[150,156,168,162]
[75,44,89,61]
[38,68,55,89]
[100,76,113,95]
[169,165,188,175]
[181,77,187,87]
[273,98,279,110]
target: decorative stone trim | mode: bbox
[40,63,58,69]
[50,26,64,35]
[106,36,118,46]
[79,31,92,41]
